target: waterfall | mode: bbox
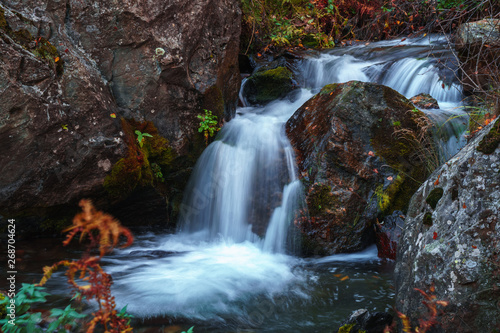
[177,92,312,253]
[299,34,468,160]
[102,35,468,325]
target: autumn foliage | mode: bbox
[38,199,134,333]
[384,285,449,333]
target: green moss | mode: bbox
[371,87,437,214]
[477,119,500,154]
[423,212,433,226]
[103,118,176,200]
[375,174,410,214]
[0,6,8,30]
[248,66,294,104]
[0,292,6,319]
[426,187,444,209]
[337,323,355,333]
[12,28,32,45]
[308,184,336,216]
[203,85,225,120]
[0,7,63,75]
[320,83,340,95]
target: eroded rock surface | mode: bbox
[394,118,500,332]
[0,0,241,225]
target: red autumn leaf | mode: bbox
[472,245,477,249]
[373,168,379,174]
[433,232,437,240]
[368,151,375,157]
[434,175,440,186]
[65,48,69,53]
[463,203,466,209]
[387,176,393,181]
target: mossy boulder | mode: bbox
[242,66,297,105]
[286,81,437,254]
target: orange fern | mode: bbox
[38,199,134,332]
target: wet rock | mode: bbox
[337,308,393,333]
[0,0,241,226]
[394,118,500,332]
[375,211,405,260]
[243,66,297,105]
[410,93,440,109]
[286,81,437,254]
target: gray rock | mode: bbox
[394,118,500,332]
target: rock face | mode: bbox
[0,1,241,225]
[455,19,500,97]
[394,119,500,332]
[286,81,436,254]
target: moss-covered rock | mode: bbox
[286,81,437,255]
[104,118,176,200]
[477,118,500,154]
[243,66,296,105]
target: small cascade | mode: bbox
[299,34,467,160]
[177,91,312,253]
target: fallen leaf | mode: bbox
[340,276,349,281]
[54,57,60,62]
[334,274,342,278]
[433,232,438,240]
[434,175,440,186]
[387,176,393,181]
[373,168,379,174]
[110,113,117,118]
[368,151,375,157]
[463,203,466,209]
[472,245,477,249]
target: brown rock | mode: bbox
[0,0,241,226]
[286,81,437,254]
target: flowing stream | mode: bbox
[23,35,469,332]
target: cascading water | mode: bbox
[176,93,311,253]
[92,35,468,331]
[300,34,468,160]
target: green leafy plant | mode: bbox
[197,109,220,146]
[135,130,153,147]
[181,326,195,333]
[151,162,165,182]
[0,284,86,333]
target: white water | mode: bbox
[103,36,467,329]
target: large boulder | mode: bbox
[394,118,500,332]
[0,1,241,228]
[286,81,437,254]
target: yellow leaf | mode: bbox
[55,57,60,62]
